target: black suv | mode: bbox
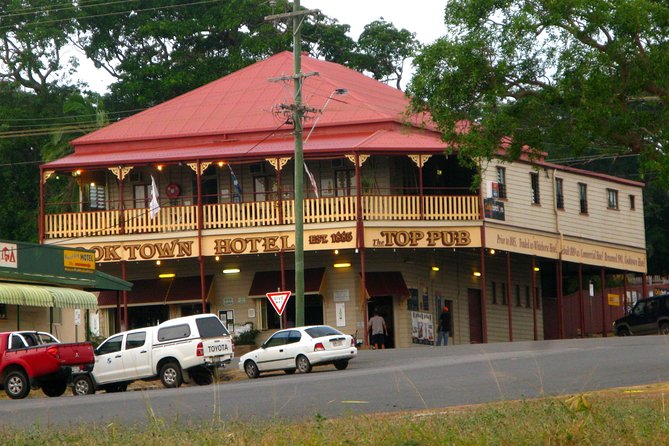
[614,294,669,336]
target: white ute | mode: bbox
[72,314,233,395]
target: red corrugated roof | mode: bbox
[44,128,449,169]
[72,51,423,150]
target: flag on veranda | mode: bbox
[304,162,319,198]
[228,165,243,200]
[149,175,160,219]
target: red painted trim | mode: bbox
[557,260,564,338]
[578,264,585,336]
[480,244,488,344]
[38,167,44,243]
[361,247,368,346]
[122,260,128,331]
[506,252,512,342]
[601,268,607,337]
[532,256,538,340]
[623,272,628,316]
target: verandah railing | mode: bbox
[44,195,480,239]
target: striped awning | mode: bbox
[0,283,98,309]
[46,286,98,309]
[0,283,53,307]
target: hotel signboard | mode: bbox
[485,226,647,273]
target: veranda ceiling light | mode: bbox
[334,262,351,268]
[534,267,540,272]
[156,260,161,266]
[223,268,240,274]
[431,266,440,272]
[473,271,482,277]
[159,273,175,279]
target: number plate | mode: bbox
[203,339,232,356]
[332,340,343,347]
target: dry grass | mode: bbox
[1,381,669,444]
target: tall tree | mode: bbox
[74,0,296,111]
[356,19,421,90]
[0,0,77,94]
[407,0,669,182]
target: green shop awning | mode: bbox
[45,286,98,309]
[0,283,53,307]
[0,283,98,309]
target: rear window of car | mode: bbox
[157,324,191,341]
[305,326,343,338]
[196,316,230,338]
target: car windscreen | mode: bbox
[305,326,343,338]
[196,316,230,338]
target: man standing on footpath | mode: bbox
[436,305,451,346]
[368,310,388,350]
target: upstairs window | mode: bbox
[555,178,564,209]
[607,189,618,210]
[530,172,540,204]
[629,194,636,210]
[496,166,507,199]
[579,183,588,214]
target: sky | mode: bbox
[76,1,449,94]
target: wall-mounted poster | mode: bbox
[411,311,434,345]
[336,302,346,327]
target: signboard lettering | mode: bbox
[0,243,17,268]
[64,250,95,273]
[373,230,472,248]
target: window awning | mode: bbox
[364,272,410,298]
[98,276,212,308]
[0,283,97,308]
[249,268,325,298]
[45,286,98,309]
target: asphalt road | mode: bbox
[3,335,669,429]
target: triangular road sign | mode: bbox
[266,291,292,316]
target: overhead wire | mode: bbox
[0,0,224,31]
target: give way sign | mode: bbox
[266,291,291,316]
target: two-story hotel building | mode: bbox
[39,52,647,346]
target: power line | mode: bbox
[0,0,223,31]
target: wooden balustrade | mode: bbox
[124,205,198,234]
[44,195,480,239]
[45,210,120,239]
[204,201,280,229]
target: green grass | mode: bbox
[2,393,669,445]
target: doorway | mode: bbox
[467,288,483,343]
[367,296,395,348]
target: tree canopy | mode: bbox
[408,0,669,183]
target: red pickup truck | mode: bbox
[0,331,94,399]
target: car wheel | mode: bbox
[72,374,95,396]
[4,369,30,399]
[333,360,349,370]
[617,326,631,336]
[160,362,183,388]
[244,360,260,379]
[284,369,296,375]
[660,323,669,335]
[192,370,214,386]
[296,355,312,374]
[41,379,67,397]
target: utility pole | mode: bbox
[266,1,319,326]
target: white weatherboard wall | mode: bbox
[482,159,645,250]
